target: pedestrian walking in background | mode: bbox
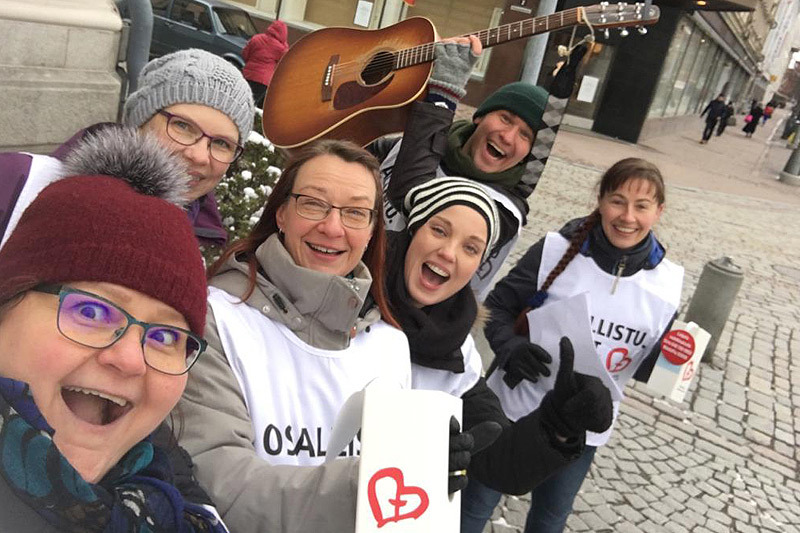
[743,102,764,138]
[699,94,726,144]
[762,100,775,125]
[461,158,684,533]
[716,100,734,136]
[242,20,289,108]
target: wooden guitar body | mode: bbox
[262,18,436,148]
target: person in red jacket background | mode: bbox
[242,20,289,108]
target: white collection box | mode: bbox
[327,381,462,532]
[646,320,711,403]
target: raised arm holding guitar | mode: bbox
[262,2,660,149]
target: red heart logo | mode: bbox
[367,467,429,528]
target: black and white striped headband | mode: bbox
[404,177,500,260]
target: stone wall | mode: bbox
[0,0,123,153]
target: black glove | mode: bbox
[502,336,552,389]
[448,416,502,494]
[540,337,613,439]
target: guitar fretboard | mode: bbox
[394,8,581,69]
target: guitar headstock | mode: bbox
[583,2,660,32]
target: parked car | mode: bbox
[150,0,258,68]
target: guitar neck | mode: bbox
[394,8,582,69]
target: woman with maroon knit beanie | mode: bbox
[0,128,227,532]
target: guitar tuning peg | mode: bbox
[620,27,630,37]
[637,26,648,34]
[604,28,610,39]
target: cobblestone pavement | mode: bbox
[470,115,800,532]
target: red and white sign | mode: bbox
[660,329,696,365]
[647,321,710,403]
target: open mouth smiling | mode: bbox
[62,386,133,426]
[421,262,450,287]
[486,141,506,159]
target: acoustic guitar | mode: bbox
[262,3,660,149]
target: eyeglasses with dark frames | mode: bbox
[288,193,376,229]
[33,284,207,376]
[158,110,243,164]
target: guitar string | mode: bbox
[331,16,579,79]
[329,9,586,78]
[335,10,580,73]
[329,4,646,77]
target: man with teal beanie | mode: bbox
[370,42,550,298]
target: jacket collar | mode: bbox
[560,216,665,275]
[211,234,378,349]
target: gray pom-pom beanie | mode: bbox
[123,49,255,144]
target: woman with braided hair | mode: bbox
[461,157,684,533]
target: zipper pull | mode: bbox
[610,255,627,295]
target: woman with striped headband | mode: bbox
[384,177,613,511]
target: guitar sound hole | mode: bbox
[361,51,394,85]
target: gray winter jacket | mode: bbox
[176,234,382,533]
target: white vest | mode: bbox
[207,286,411,466]
[489,232,683,446]
[411,333,483,399]
[380,141,523,301]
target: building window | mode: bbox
[695,45,722,111]
[648,17,694,118]
[678,36,713,115]
[402,0,504,78]
[280,0,387,29]
[664,24,702,117]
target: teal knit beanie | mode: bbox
[473,82,548,132]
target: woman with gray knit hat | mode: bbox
[0,127,226,532]
[0,48,254,249]
[384,177,611,525]
[124,48,255,204]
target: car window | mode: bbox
[171,0,213,32]
[151,0,170,16]
[213,7,257,38]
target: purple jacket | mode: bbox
[1,124,228,247]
